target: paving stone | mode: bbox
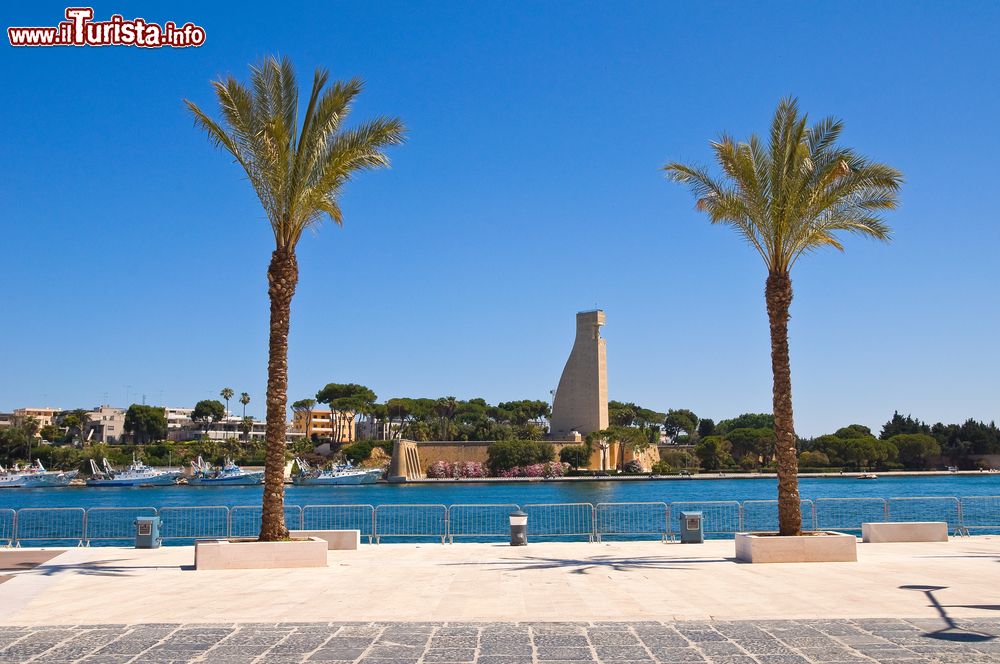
[536,646,596,660]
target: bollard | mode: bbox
[509,510,527,546]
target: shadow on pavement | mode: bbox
[900,584,997,642]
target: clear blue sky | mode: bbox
[3,2,999,436]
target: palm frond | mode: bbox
[186,56,405,250]
[665,96,902,274]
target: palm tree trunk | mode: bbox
[765,271,801,536]
[260,248,298,541]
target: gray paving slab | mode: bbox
[0,619,996,663]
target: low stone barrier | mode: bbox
[289,529,360,550]
[194,537,328,570]
[861,521,948,543]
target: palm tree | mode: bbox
[186,57,405,540]
[220,387,234,432]
[664,97,901,535]
[239,392,251,442]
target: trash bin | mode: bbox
[679,511,703,544]
[509,510,527,546]
[135,516,161,549]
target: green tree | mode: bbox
[316,383,378,442]
[187,56,404,540]
[697,418,716,438]
[694,436,733,471]
[663,409,699,440]
[715,413,775,436]
[665,97,902,534]
[559,444,590,469]
[61,409,91,445]
[890,433,941,469]
[486,440,554,474]
[191,400,225,434]
[880,411,930,439]
[124,405,167,445]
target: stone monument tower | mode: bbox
[549,310,609,438]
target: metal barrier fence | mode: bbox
[5,497,1000,546]
[159,506,230,542]
[742,500,816,532]
[230,505,304,538]
[523,503,595,541]
[14,507,86,546]
[595,502,669,542]
[0,509,15,546]
[448,504,521,542]
[888,497,962,535]
[669,501,742,536]
[85,507,158,544]
[303,505,375,543]
[959,496,1000,535]
[374,504,447,544]
[815,497,888,532]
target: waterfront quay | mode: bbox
[2,539,1000,662]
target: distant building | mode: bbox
[0,413,13,429]
[13,407,62,436]
[164,407,194,430]
[291,409,356,442]
[84,405,126,445]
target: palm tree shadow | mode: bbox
[13,559,179,578]
[447,555,727,574]
[900,585,996,642]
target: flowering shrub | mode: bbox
[426,460,450,478]
[427,460,488,479]
[495,462,569,478]
[622,460,644,474]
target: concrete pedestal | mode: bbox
[735,532,857,563]
[862,522,948,543]
[194,537,328,570]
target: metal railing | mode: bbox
[595,502,669,542]
[374,504,447,544]
[523,503,595,541]
[448,504,521,543]
[85,507,157,545]
[669,501,742,536]
[14,507,86,546]
[742,499,816,532]
[887,497,963,535]
[229,505,304,538]
[159,506,229,542]
[814,497,888,532]
[5,496,1000,547]
[959,496,999,536]
[0,509,15,546]
[303,504,375,543]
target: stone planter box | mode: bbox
[194,537,328,570]
[735,532,857,563]
[289,529,361,550]
[862,522,948,543]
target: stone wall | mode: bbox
[389,438,662,480]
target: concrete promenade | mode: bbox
[1,538,999,662]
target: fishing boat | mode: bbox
[0,460,77,488]
[857,472,879,480]
[86,456,181,487]
[187,456,263,486]
[291,457,383,485]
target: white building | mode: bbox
[84,405,126,444]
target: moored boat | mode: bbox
[187,456,263,486]
[86,456,181,487]
[0,460,77,488]
[858,472,879,480]
[291,457,383,485]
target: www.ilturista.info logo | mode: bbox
[8,7,206,48]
